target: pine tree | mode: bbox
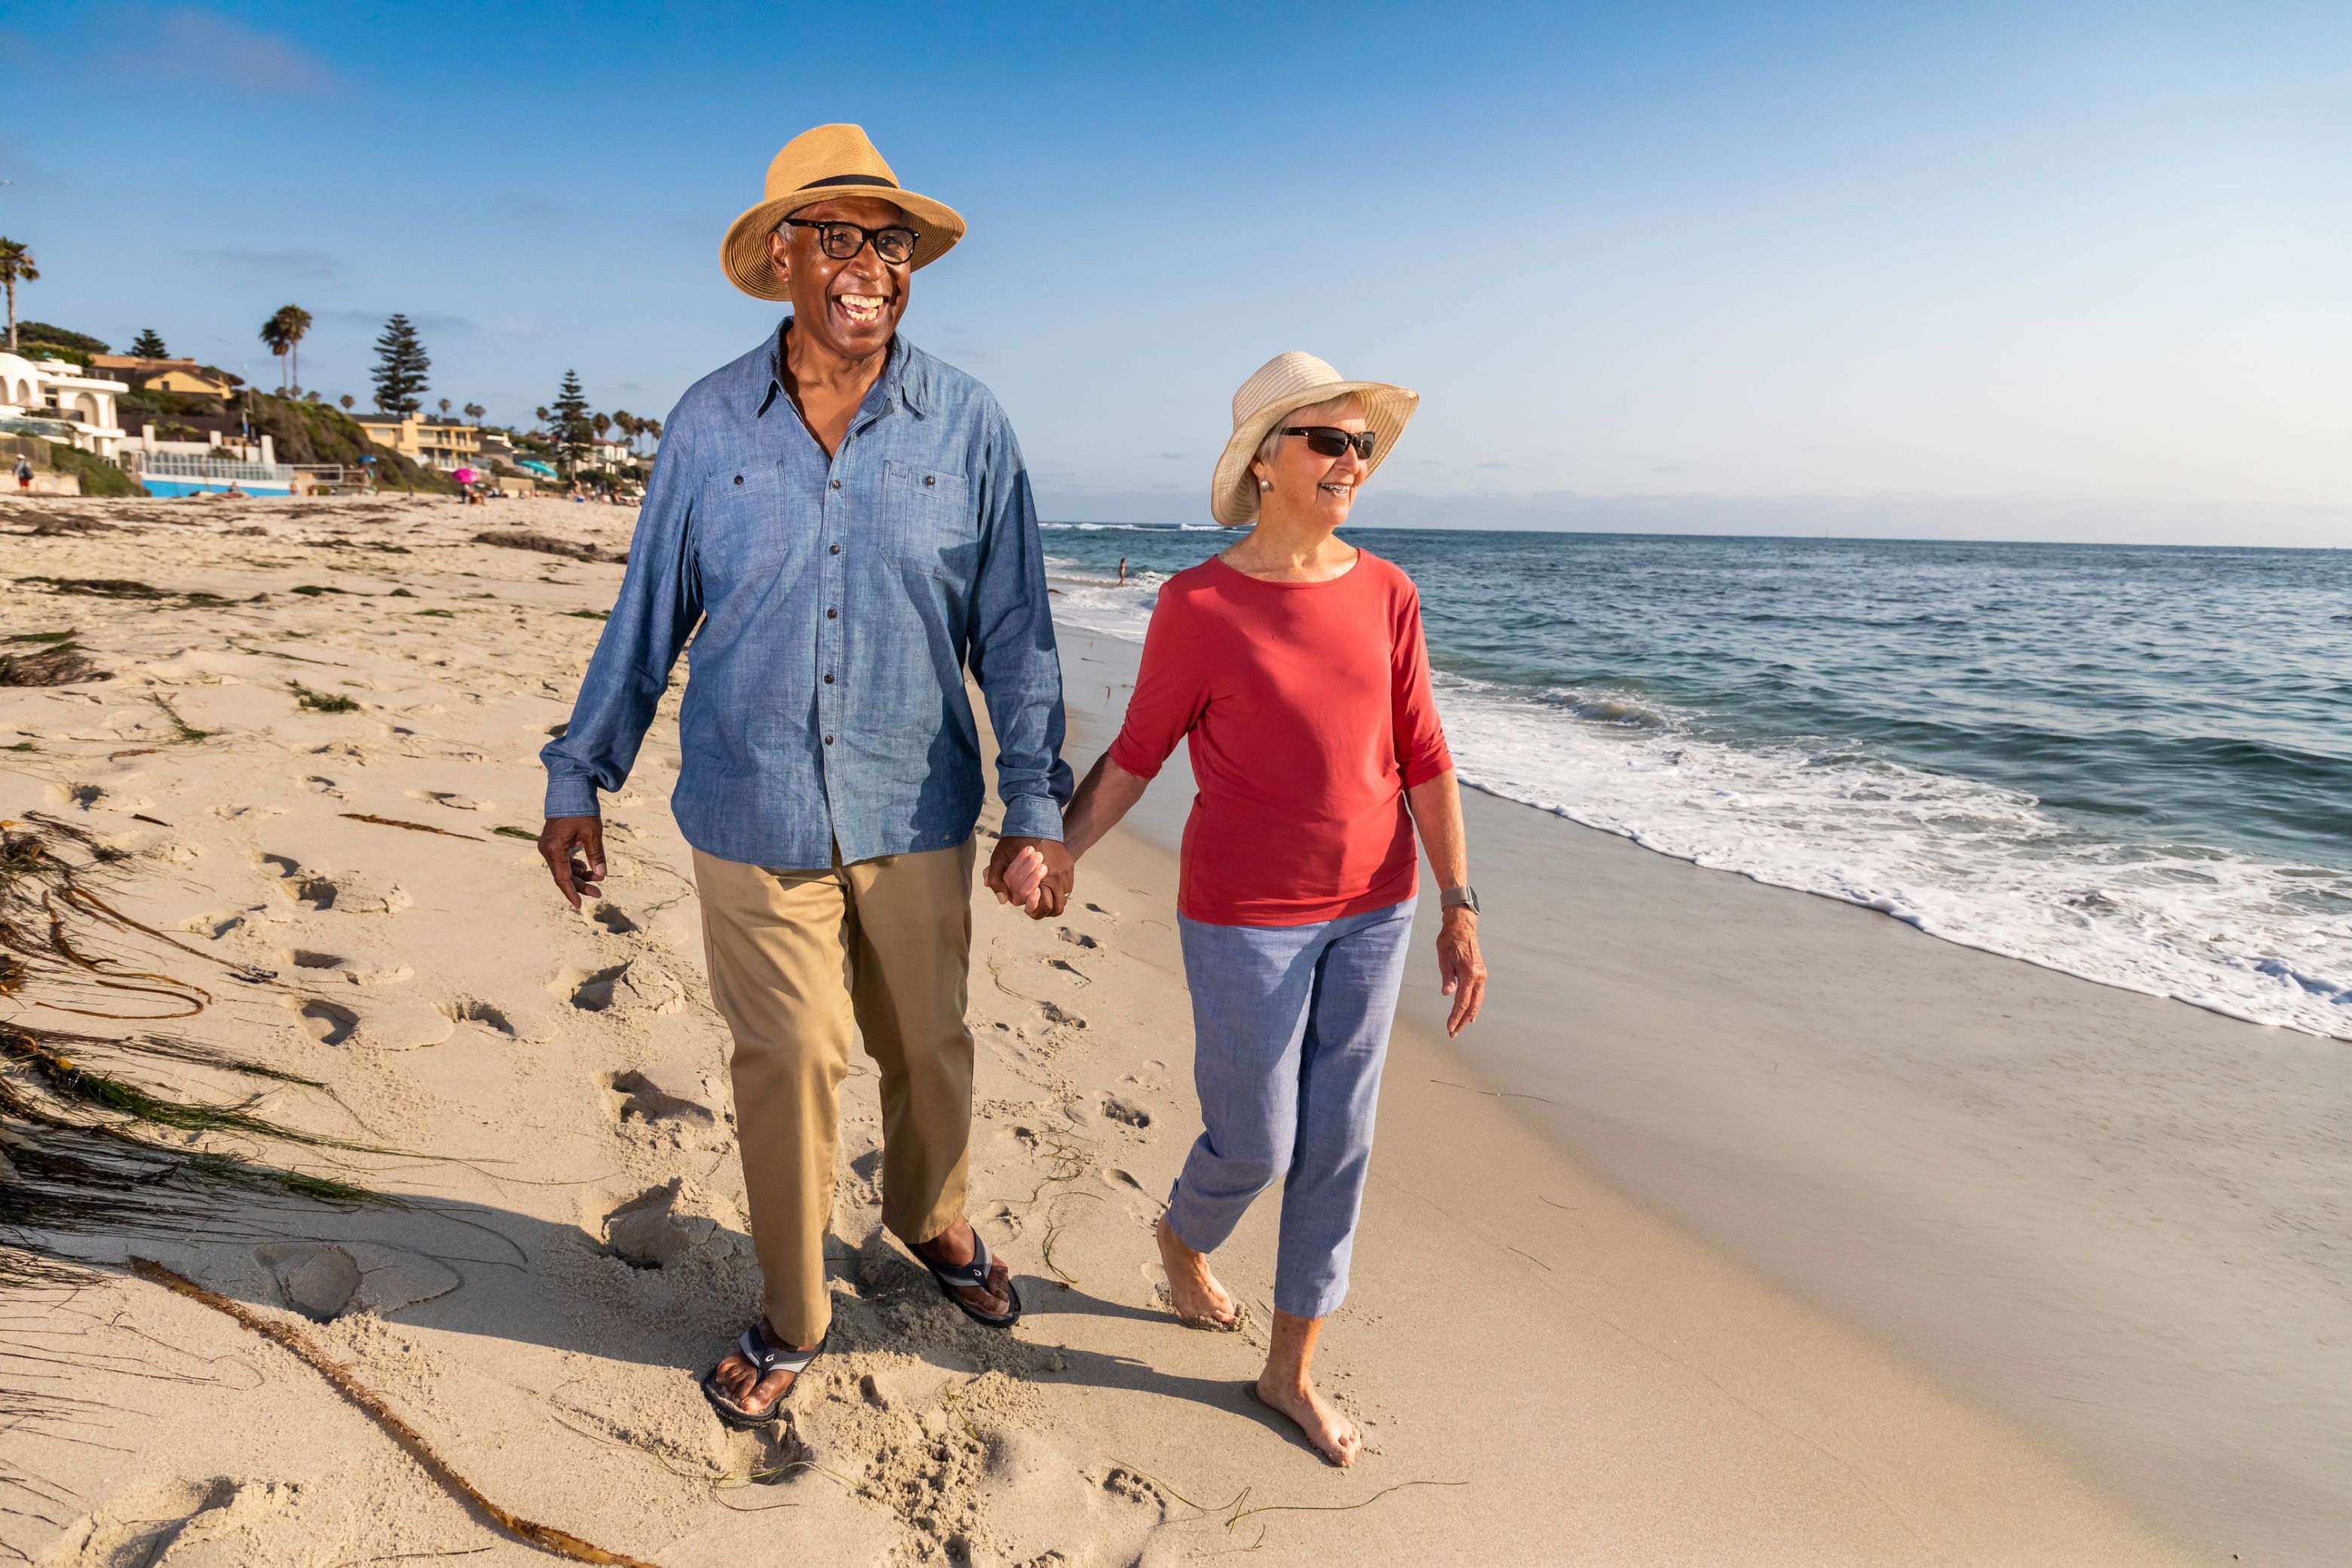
[370,314,430,413]
[548,370,591,476]
[130,327,169,358]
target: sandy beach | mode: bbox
[0,492,2253,1565]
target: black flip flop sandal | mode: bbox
[700,1325,825,1429]
[915,1232,1023,1329]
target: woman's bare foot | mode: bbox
[1249,1374,1362,1466]
[709,1317,815,1416]
[1155,1214,1238,1327]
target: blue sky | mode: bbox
[2,2,2345,543]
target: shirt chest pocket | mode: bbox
[881,459,975,581]
[695,461,792,583]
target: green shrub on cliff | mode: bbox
[44,443,144,497]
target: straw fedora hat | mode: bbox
[1210,352,1419,526]
[721,124,967,299]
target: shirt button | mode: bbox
[829,543,840,554]
[924,474,935,487]
[823,673,834,683]
[823,734,834,745]
[830,478,841,490]
[826,606,838,619]
[733,474,743,485]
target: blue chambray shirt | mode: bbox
[541,326,1071,868]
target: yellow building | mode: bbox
[351,410,483,470]
[87,356,243,398]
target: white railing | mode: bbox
[125,451,295,483]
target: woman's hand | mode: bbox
[1436,905,1487,1036]
[988,843,1054,914]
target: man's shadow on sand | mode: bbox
[96,1191,1295,1438]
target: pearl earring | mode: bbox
[1258,480,1271,492]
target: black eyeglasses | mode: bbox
[779,217,921,265]
[1284,426,1376,460]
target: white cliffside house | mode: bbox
[0,350,130,458]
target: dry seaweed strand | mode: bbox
[340,813,484,842]
[129,1259,664,1567]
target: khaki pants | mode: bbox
[693,839,977,1346]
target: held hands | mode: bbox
[1436,904,1487,1036]
[985,834,1073,920]
[538,815,607,910]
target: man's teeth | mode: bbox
[837,294,887,323]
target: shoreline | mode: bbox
[0,494,2258,1563]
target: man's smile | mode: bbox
[834,292,890,328]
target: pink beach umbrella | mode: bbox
[452,467,480,486]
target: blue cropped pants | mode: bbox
[1163,899,1415,1319]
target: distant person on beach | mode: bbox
[1002,352,1487,1465]
[538,124,1072,1430]
[13,456,30,493]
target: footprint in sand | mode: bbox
[258,853,410,915]
[435,997,517,1036]
[606,1068,715,1129]
[557,959,683,1014]
[286,996,360,1045]
[1099,1097,1153,1130]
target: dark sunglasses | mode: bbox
[1283,426,1376,460]
[779,217,921,265]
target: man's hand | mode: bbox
[985,835,1073,920]
[1436,905,1487,1036]
[539,815,606,910]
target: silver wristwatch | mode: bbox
[1439,884,1479,914]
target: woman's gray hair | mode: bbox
[1252,392,1366,477]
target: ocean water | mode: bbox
[1042,525,2352,1039]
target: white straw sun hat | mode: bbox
[1210,352,1419,526]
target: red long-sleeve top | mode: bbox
[1107,551,1454,926]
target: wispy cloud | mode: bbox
[499,192,568,222]
[69,5,345,96]
[192,249,346,282]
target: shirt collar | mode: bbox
[756,321,929,421]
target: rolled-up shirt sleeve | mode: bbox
[966,406,1072,840]
[540,418,703,818]
[1108,590,1207,781]
[1390,581,1453,787]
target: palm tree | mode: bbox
[340,394,355,410]
[258,304,311,393]
[438,398,453,419]
[463,402,484,425]
[534,406,550,433]
[0,239,38,352]
[259,312,293,390]
[593,412,612,449]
